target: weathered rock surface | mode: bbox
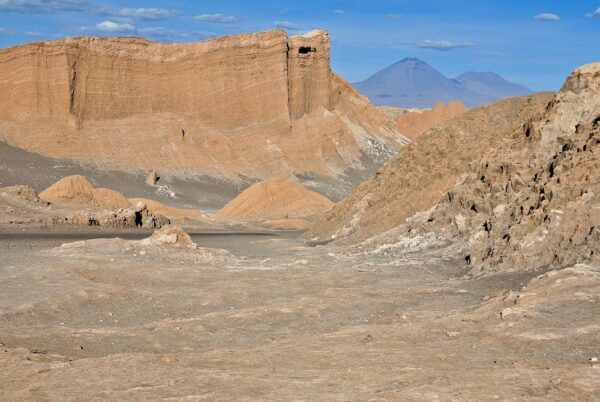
[0,30,407,197]
[394,100,467,141]
[128,198,208,222]
[140,225,196,248]
[306,93,553,243]
[418,62,600,271]
[217,177,334,222]
[0,185,43,204]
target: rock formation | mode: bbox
[217,177,334,222]
[141,225,196,248]
[0,30,407,198]
[39,175,131,210]
[309,61,600,273]
[128,198,208,222]
[305,93,554,243]
[416,62,600,271]
[394,100,467,141]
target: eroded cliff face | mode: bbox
[0,30,407,196]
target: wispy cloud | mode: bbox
[333,9,345,15]
[533,13,560,21]
[118,8,179,21]
[96,21,135,33]
[413,39,475,51]
[0,27,15,34]
[272,21,300,31]
[0,0,90,13]
[386,13,402,19]
[194,13,240,23]
[585,7,600,18]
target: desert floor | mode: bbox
[1,226,598,401]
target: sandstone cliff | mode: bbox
[394,100,467,141]
[0,30,407,198]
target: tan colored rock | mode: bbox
[146,171,159,186]
[128,198,208,222]
[419,62,600,271]
[141,225,195,248]
[0,31,408,192]
[39,175,131,210]
[394,100,467,141]
[217,177,334,222]
[0,185,42,203]
[305,93,553,243]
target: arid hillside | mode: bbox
[0,30,407,198]
[415,62,600,271]
[305,92,554,243]
[394,100,467,141]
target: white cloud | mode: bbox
[587,7,600,17]
[414,39,474,51]
[0,0,90,13]
[533,13,560,21]
[25,30,44,37]
[118,8,179,21]
[333,9,345,15]
[272,21,300,30]
[386,13,402,19]
[194,13,239,23]
[0,27,15,34]
[96,21,135,33]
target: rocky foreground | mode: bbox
[0,227,599,400]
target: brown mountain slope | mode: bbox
[0,30,407,199]
[305,92,554,243]
[409,61,600,271]
[394,100,467,141]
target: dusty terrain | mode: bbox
[1,227,599,400]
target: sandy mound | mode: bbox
[306,93,553,243]
[40,175,131,210]
[395,100,467,141]
[217,178,334,221]
[141,225,195,248]
[128,198,208,222]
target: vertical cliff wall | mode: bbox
[0,30,407,195]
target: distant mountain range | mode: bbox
[354,58,532,108]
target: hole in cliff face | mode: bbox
[298,46,316,54]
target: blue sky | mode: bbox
[0,1,598,91]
